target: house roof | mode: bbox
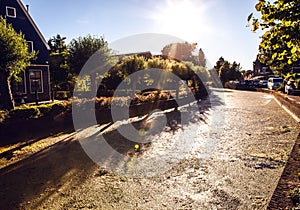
[16,0,50,50]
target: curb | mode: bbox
[268,134,300,209]
[257,88,300,209]
[257,88,300,122]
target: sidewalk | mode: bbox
[257,88,300,122]
[259,88,300,209]
[268,134,300,209]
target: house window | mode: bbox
[29,70,43,93]
[6,6,16,18]
[27,41,34,52]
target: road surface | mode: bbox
[0,89,299,209]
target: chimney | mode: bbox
[26,5,29,12]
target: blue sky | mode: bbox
[21,0,263,70]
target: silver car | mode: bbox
[268,77,283,90]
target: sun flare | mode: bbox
[151,0,211,42]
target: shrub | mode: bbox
[55,91,71,100]
[38,104,53,115]
[0,110,9,123]
[0,101,72,123]
[10,105,41,119]
[290,186,300,206]
[50,101,71,115]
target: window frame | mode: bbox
[27,41,34,52]
[29,70,44,94]
[6,6,16,18]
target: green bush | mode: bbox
[0,101,72,123]
[290,186,300,206]
[37,102,71,116]
[10,105,41,119]
[55,91,71,100]
[50,103,68,114]
[38,104,53,115]
[0,110,9,123]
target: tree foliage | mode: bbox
[162,42,196,60]
[100,55,208,98]
[48,34,67,54]
[0,17,36,110]
[48,34,69,89]
[214,57,242,86]
[161,42,206,67]
[69,35,110,75]
[197,48,207,67]
[249,0,300,74]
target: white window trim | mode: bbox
[6,6,16,18]
[27,41,34,52]
[29,70,44,94]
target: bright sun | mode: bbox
[151,0,210,42]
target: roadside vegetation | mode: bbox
[248,0,300,95]
[0,17,36,110]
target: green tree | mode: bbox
[249,0,300,74]
[214,57,242,86]
[69,35,109,75]
[197,48,207,67]
[161,42,207,67]
[68,35,112,93]
[161,42,198,61]
[48,34,67,54]
[48,34,69,90]
[0,17,36,110]
[101,55,147,90]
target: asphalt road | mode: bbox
[0,89,299,209]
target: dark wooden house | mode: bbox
[0,0,51,103]
[253,56,273,76]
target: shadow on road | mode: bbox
[0,91,224,208]
[0,119,75,148]
[0,136,96,209]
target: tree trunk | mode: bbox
[0,71,14,110]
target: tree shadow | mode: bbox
[0,90,224,209]
[0,115,75,147]
[0,135,96,209]
[95,92,224,157]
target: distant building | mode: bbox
[0,0,51,103]
[253,57,273,76]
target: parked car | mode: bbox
[243,80,254,87]
[285,80,300,95]
[258,80,268,88]
[268,77,283,90]
[252,79,260,87]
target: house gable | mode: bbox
[0,0,50,64]
[0,0,51,103]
